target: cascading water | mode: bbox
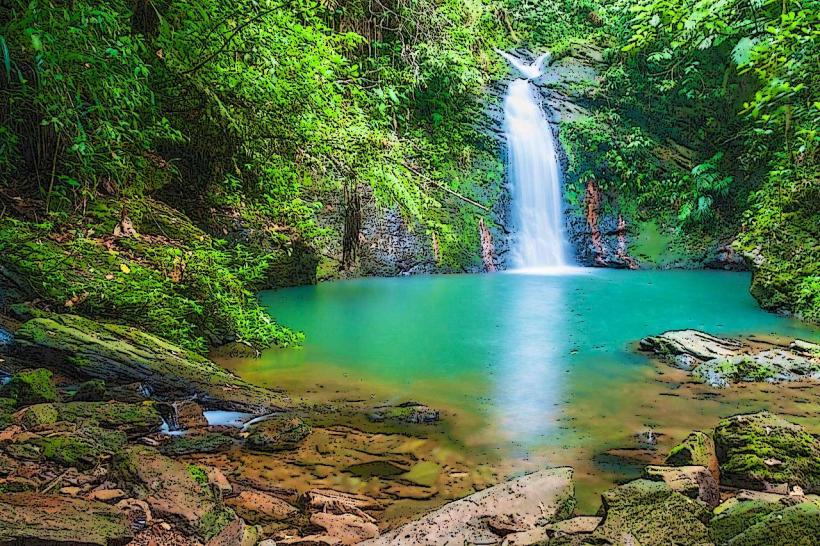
[500,51,571,271]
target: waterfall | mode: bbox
[500,51,571,271]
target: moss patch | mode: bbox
[0,369,58,407]
[714,412,820,492]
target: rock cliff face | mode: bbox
[316,97,510,278]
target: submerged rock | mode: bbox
[666,430,720,481]
[714,412,820,493]
[14,313,286,412]
[361,467,575,545]
[115,445,235,540]
[592,479,711,546]
[310,511,380,545]
[367,402,440,424]
[0,492,133,545]
[245,415,311,452]
[225,489,297,524]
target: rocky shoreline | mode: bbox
[2,314,820,545]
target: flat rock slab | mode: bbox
[361,467,575,546]
[0,492,132,545]
[640,330,742,362]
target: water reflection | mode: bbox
[492,275,568,450]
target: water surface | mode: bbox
[222,270,819,509]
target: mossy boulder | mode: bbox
[0,492,132,545]
[667,430,720,481]
[0,397,16,428]
[15,313,287,412]
[725,502,820,545]
[714,412,820,492]
[160,432,235,456]
[709,496,786,545]
[245,415,311,452]
[592,479,712,546]
[15,401,162,436]
[71,379,107,402]
[0,368,58,406]
[33,427,127,469]
[115,445,235,540]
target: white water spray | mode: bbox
[500,51,571,271]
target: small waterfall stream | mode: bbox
[500,51,571,271]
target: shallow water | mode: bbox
[222,270,820,510]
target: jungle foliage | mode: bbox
[507,0,818,320]
[0,0,511,349]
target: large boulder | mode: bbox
[14,313,286,412]
[0,368,58,406]
[666,431,720,481]
[644,465,720,508]
[115,445,234,540]
[592,479,712,546]
[725,502,820,545]
[361,467,575,545]
[0,492,132,545]
[245,415,311,452]
[714,412,820,492]
[15,401,162,437]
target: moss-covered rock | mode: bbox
[15,401,162,436]
[592,479,712,546]
[714,412,820,492]
[0,492,132,545]
[725,502,820,545]
[0,368,58,406]
[71,379,107,402]
[709,496,785,545]
[13,402,59,428]
[245,415,311,452]
[115,445,234,540]
[33,426,127,469]
[0,397,16,428]
[666,430,720,481]
[15,313,287,412]
[693,350,820,388]
[160,432,235,456]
